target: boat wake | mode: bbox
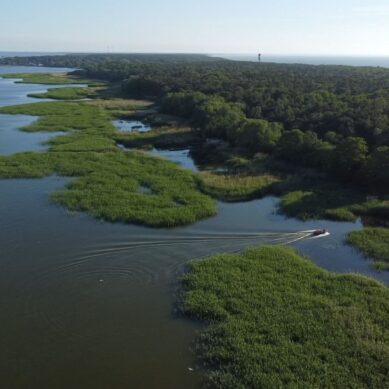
[21,229,328,341]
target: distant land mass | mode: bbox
[0,51,66,58]
[213,54,389,67]
[1,52,389,67]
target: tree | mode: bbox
[365,146,389,191]
[333,137,368,180]
[161,92,207,118]
[235,119,283,152]
[277,129,305,162]
[192,97,245,139]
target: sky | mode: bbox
[1,0,389,56]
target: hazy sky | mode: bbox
[1,0,389,55]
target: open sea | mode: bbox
[213,53,389,67]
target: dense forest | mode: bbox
[2,54,388,191]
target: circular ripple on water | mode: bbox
[22,246,169,342]
[20,231,311,342]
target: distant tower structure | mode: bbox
[258,53,261,63]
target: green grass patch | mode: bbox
[28,86,96,100]
[182,246,389,388]
[51,151,216,227]
[279,188,389,223]
[347,228,389,270]
[0,72,100,85]
[350,199,389,220]
[199,171,280,201]
[0,149,216,227]
[0,101,115,134]
[0,78,216,227]
[279,189,364,222]
[85,98,153,118]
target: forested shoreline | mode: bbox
[3,53,388,192]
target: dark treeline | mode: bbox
[2,54,388,191]
[161,91,389,191]
[0,53,220,69]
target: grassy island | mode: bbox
[182,246,389,388]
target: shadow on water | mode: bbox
[1,70,388,389]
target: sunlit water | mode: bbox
[1,66,388,389]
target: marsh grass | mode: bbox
[182,245,389,388]
[0,149,216,227]
[85,98,153,118]
[347,228,389,270]
[278,186,389,224]
[1,72,101,85]
[0,77,216,227]
[28,87,97,100]
[50,151,217,227]
[199,171,280,201]
[279,189,361,221]
[85,98,152,111]
[0,101,114,134]
[350,199,389,220]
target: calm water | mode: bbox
[0,66,86,154]
[1,66,388,389]
[0,114,64,155]
[0,65,85,108]
[213,54,389,67]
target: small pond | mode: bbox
[112,119,151,133]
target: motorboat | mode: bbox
[312,229,328,237]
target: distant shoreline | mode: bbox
[211,53,389,67]
[1,51,389,68]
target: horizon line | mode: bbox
[1,50,389,58]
